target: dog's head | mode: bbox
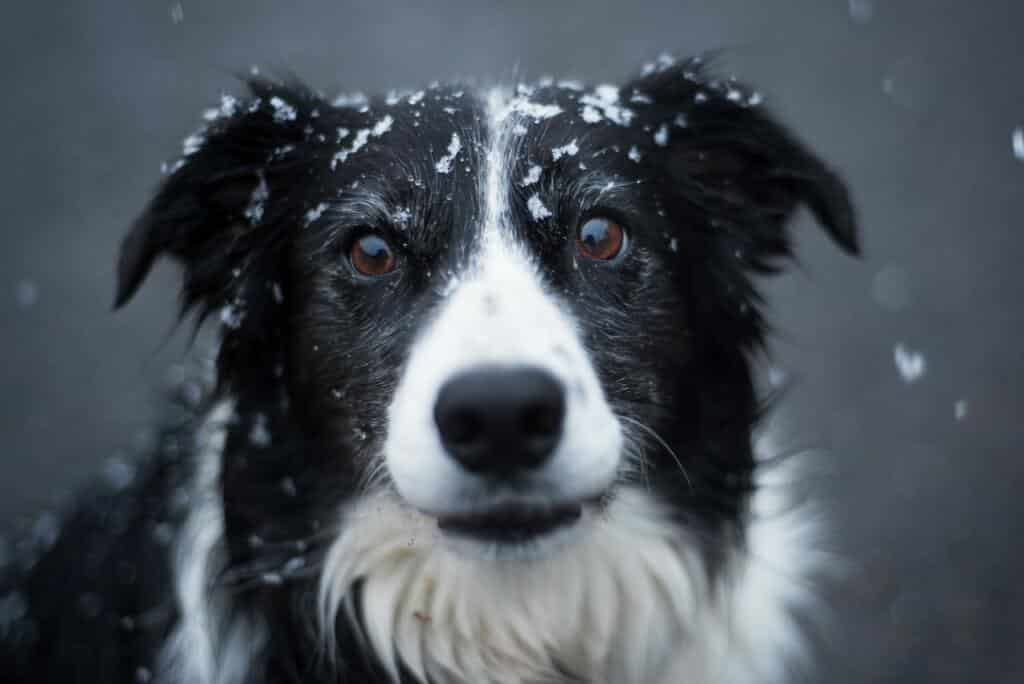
[117,57,857,681]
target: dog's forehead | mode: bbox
[317,80,670,223]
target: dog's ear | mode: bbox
[114,77,324,319]
[626,59,859,272]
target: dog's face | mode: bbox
[116,56,856,680]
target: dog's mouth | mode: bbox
[436,500,584,544]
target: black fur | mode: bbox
[1,56,857,683]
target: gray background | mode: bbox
[1,1,1021,682]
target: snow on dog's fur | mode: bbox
[1,54,857,684]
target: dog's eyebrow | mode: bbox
[566,171,645,208]
[325,190,396,227]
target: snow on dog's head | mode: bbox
[116,56,858,684]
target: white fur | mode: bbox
[317,433,828,684]
[383,87,622,521]
[157,399,266,684]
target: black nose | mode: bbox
[434,367,566,475]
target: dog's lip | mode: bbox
[435,500,585,543]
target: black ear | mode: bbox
[114,77,324,318]
[627,59,859,269]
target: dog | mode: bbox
[0,54,858,684]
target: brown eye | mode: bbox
[577,217,626,261]
[349,234,397,276]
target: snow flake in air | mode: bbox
[371,115,393,137]
[220,303,245,329]
[202,94,238,121]
[435,133,462,174]
[408,90,425,105]
[269,96,297,122]
[1012,126,1024,161]
[527,193,552,221]
[508,98,563,122]
[249,414,271,447]
[15,279,37,309]
[244,173,269,224]
[551,139,579,160]
[394,207,413,225]
[579,85,634,126]
[182,132,205,157]
[304,202,329,226]
[520,164,542,187]
[332,92,369,109]
[331,129,371,169]
[954,399,968,421]
[627,146,642,162]
[893,343,926,383]
[653,124,669,147]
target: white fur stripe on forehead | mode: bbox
[482,86,516,248]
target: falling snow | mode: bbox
[1012,126,1024,160]
[954,399,969,421]
[220,304,244,329]
[408,90,425,105]
[331,92,368,109]
[249,414,271,447]
[579,85,635,126]
[848,0,874,23]
[508,99,563,121]
[394,207,413,225]
[280,477,297,497]
[202,94,238,121]
[269,96,297,122]
[628,146,642,162]
[103,457,136,491]
[169,3,184,24]
[15,280,37,309]
[371,114,394,137]
[520,164,542,186]
[243,174,269,224]
[304,202,329,226]
[669,237,679,252]
[331,128,371,169]
[893,344,926,383]
[551,139,579,160]
[581,106,602,124]
[435,133,462,174]
[527,193,552,221]
[182,132,205,156]
[653,124,669,146]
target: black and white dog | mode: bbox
[1,55,858,684]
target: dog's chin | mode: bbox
[432,499,595,562]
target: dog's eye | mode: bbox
[349,234,397,276]
[577,217,627,261]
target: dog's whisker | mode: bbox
[619,414,694,492]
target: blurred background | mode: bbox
[1,1,1021,681]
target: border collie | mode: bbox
[1,54,858,684]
